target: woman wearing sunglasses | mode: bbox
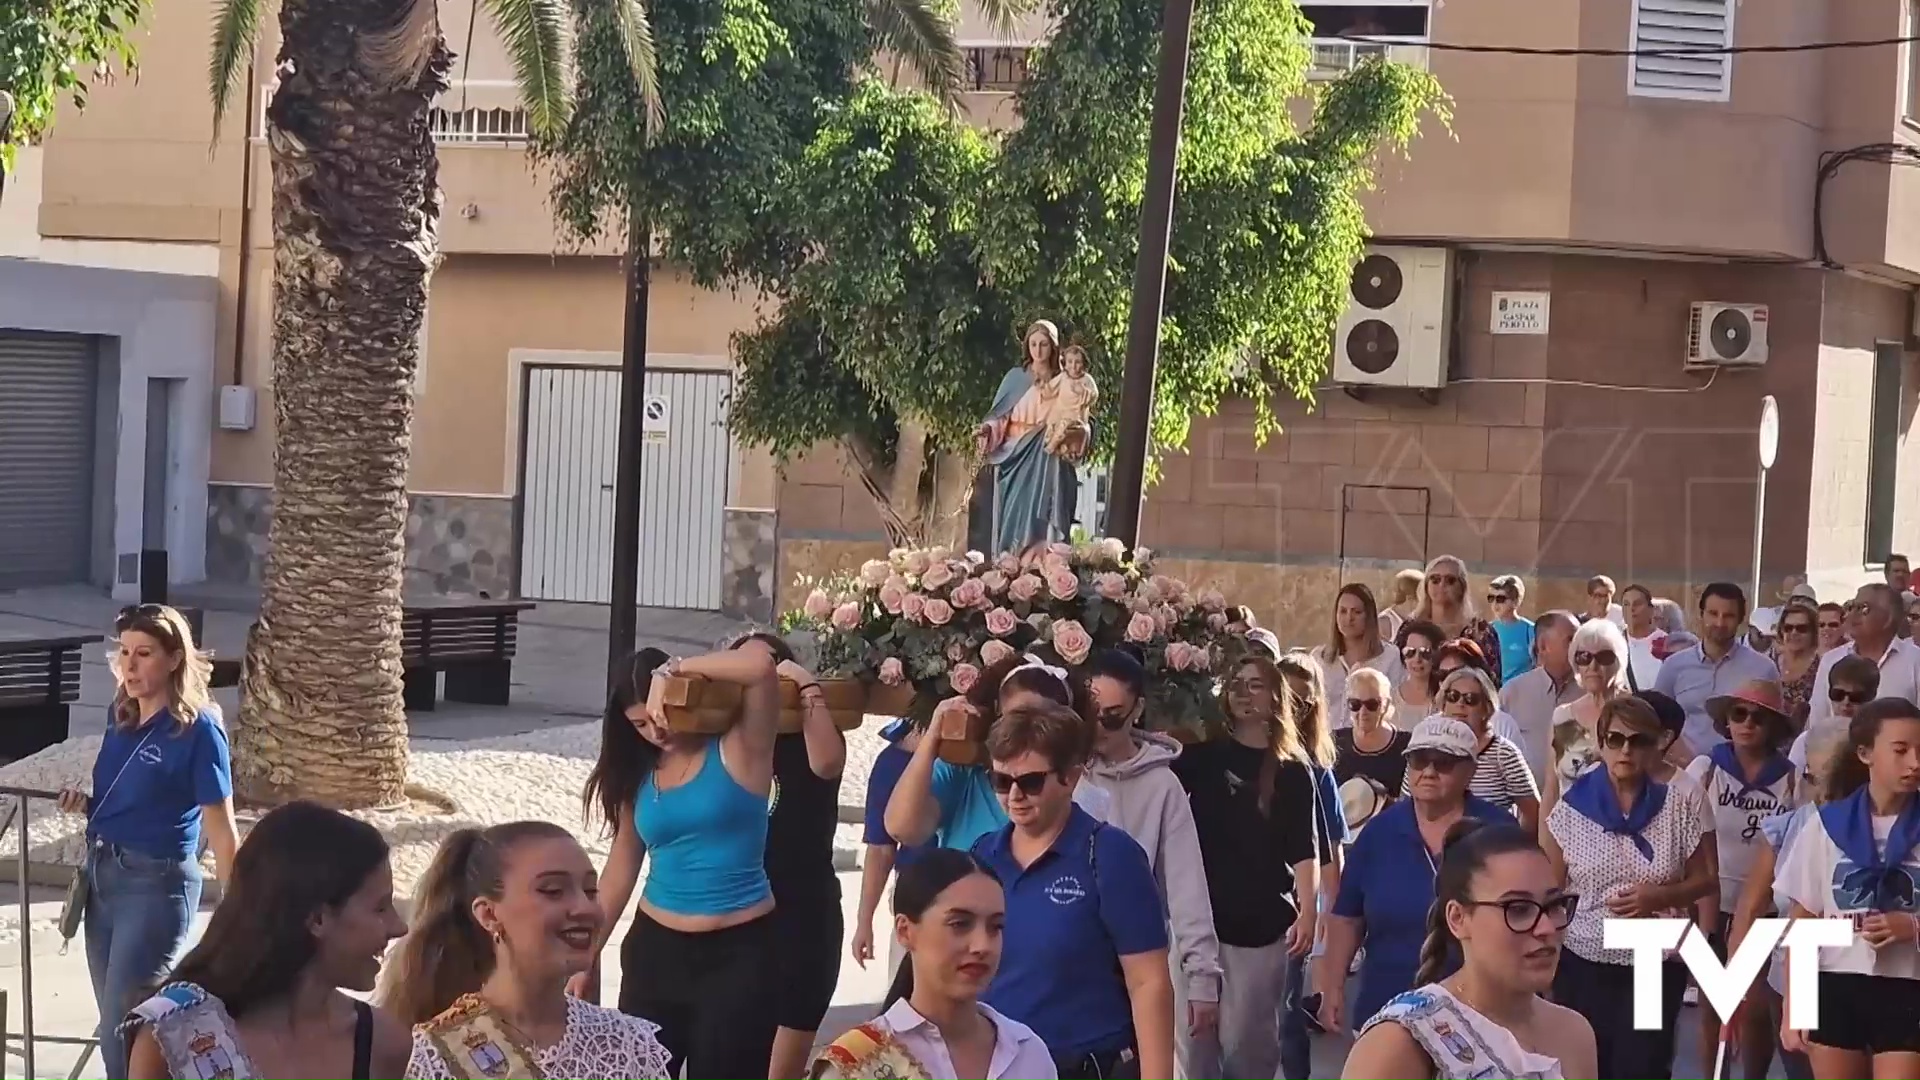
[1410,555,1504,686]
[1336,668,1411,802]
[1394,620,1446,720]
[1318,717,1512,1036]
[1344,821,1592,1080]
[1772,603,1822,726]
[1789,654,1880,784]
[1539,618,1631,825]
[1544,696,1713,1079]
[1433,667,1539,833]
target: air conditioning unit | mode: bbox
[1331,245,1455,389]
[1686,302,1769,368]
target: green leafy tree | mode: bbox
[731,0,1446,548]
[0,0,146,171]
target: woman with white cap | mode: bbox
[1543,696,1712,1079]
[1684,680,1797,1072]
[1316,717,1511,1035]
[1431,667,1539,833]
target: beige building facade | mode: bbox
[3,0,1919,636]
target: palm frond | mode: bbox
[968,0,1038,48]
[208,0,266,142]
[609,0,664,135]
[481,0,574,139]
[360,0,447,90]
[867,0,964,106]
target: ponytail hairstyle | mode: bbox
[881,848,1000,1011]
[379,820,576,1024]
[584,648,671,833]
[1414,819,1541,985]
[1826,697,1920,802]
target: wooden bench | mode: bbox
[402,600,537,711]
[0,634,102,761]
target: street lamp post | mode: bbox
[1104,0,1198,547]
[607,221,653,672]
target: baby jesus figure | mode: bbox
[1045,345,1098,460]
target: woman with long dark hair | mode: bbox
[572,641,792,1077]
[56,604,240,1080]
[1311,583,1404,724]
[1272,652,1345,1080]
[123,802,410,1079]
[1171,654,1320,1079]
[811,849,1054,1079]
[1343,821,1593,1079]
[384,822,669,1079]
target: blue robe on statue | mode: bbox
[984,366,1081,554]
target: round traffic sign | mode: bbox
[1758,395,1779,469]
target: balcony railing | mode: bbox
[430,105,531,144]
[965,46,1033,92]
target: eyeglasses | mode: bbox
[1724,705,1764,727]
[1602,729,1660,752]
[1407,749,1468,773]
[1573,650,1618,669]
[1487,594,1514,605]
[1461,894,1581,934]
[1348,698,1383,713]
[1829,687,1871,705]
[1442,689,1484,707]
[1818,620,1843,632]
[1402,647,1433,661]
[1588,591,1610,600]
[1225,678,1267,695]
[989,769,1052,797]
[1429,574,1463,587]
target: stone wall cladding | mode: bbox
[722,508,777,622]
[207,484,517,598]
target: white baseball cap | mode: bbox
[1406,716,1479,760]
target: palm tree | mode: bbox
[206,0,1000,808]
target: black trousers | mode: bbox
[1054,1042,1139,1080]
[1553,949,1684,1080]
[619,909,779,1079]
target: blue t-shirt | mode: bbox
[1333,795,1509,1024]
[1492,618,1536,681]
[1311,762,1349,856]
[863,728,929,870]
[975,806,1169,1059]
[89,708,233,861]
[930,760,1009,850]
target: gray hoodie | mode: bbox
[1079,730,1224,1004]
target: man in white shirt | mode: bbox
[1617,585,1667,691]
[1806,583,1920,732]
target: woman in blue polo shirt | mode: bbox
[56,604,238,1080]
[1316,716,1510,1034]
[972,702,1173,1080]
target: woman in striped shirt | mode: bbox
[1433,667,1540,832]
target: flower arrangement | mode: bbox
[779,539,1256,734]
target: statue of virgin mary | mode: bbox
[975,320,1083,555]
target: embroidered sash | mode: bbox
[809,1023,932,1080]
[1363,986,1563,1080]
[420,995,546,1080]
[122,982,258,1080]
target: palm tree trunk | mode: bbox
[232,0,450,809]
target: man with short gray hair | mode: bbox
[1806,582,1920,730]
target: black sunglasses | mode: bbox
[1407,749,1468,772]
[1574,650,1618,668]
[1779,621,1814,635]
[1442,688,1484,707]
[1724,704,1765,727]
[1347,698,1383,713]
[1487,594,1514,605]
[1602,729,1659,752]
[1818,620,1844,631]
[1829,687,1871,705]
[989,769,1052,797]
[1402,647,1433,661]
[1461,894,1580,934]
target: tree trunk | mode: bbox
[844,432,975,550]
[232,0,450,809]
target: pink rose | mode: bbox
[832,602,862,631]
[879,657,906,685]
[951,578,989,610]
[1198,587,1227,613]
[1009,574,1043,603]
[1206,612,1229,633]
[949,662,981,695]
[947,640,972,663]
[905,550,932,576]
[803,589,832,620]
[1048,542,1074,559]
[922,561,956,590]
[995,553,1023,576]
[1153,604,1177,634]
[1098,537,1127,562]
[859,560,891,587]
[901,593,928,622]
[1040,552,1071,576]
[980,639,1017,667]
[929,546,953,563]
[1094,572,1128,601]
[1135,546,1154,563]
[1046,569,1081,602]
[966,550,987,565]
[1166,642,1195,671]
[923,598,954,626]
[879,583,907,614]
[1052,619,1094,666]
[985,607,1019,637]
[981,569,1009,595]
[1125,612,1158,643]
[1130,596,1153,614]
[1135,578,1163,604]
[1193,646,1214,672]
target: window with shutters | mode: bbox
[1627,0,1735,102]
[1866,342,1905,566]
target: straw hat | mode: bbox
[1339,776,1390,838]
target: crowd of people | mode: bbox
[45,548,1920,1079]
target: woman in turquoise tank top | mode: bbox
[575,641,807,1078]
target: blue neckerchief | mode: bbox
[1819,788,1920,911]
[1709,742,1793,799]
[1562,768,1668,861]
[881,717,911,743]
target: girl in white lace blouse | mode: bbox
[381,822,670,1080]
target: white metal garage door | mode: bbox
[520,366,731,610]
[0,332,97,588]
